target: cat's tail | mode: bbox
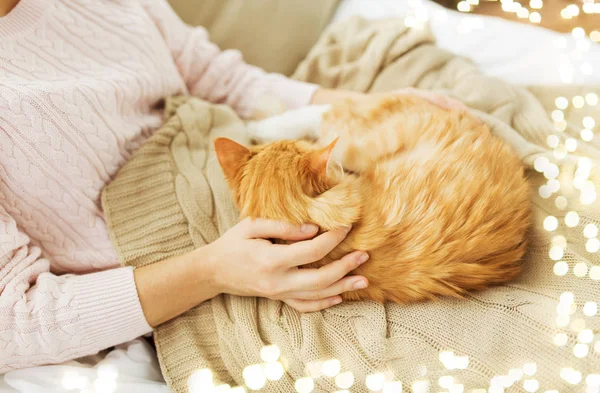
[357,241,528,305]
[416,241,528,304]
[445,242,527,292]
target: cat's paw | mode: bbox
[246,105,332,144]
[246,119,281,145]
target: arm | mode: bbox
[0,206,152,372]
[141,0,319,119]
[0,207,366,371]
[135,218,370,326]
[133,249,219,327]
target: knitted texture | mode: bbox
[102,96,249,389]
[102,18,600,393]
[0,0,316,372]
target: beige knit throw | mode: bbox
[102,18,600,393]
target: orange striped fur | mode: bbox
[215,96,531,304]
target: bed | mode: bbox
[2,1,599,392]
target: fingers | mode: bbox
[393,88,468,111]
[239,218,319,241]
[283,251,369,292]
[414,91,466,111]
[285,274,368,301]
[282,226,352,267]
[283,296,342,313]
[435,96,468,111]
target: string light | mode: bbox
[553,261,569,276]
[547,134,560,147]
[529,11,542,23]
[509,368,524,383]
[547,179,560,193]
[590,265,600,280]
[243,365,266,390]
[366,373,386,391]
[573,262,588,277]
[529,0,543,9]
[439,376,454,389]
[382,381,403,393]
[544,216,559,231]
[583,116,596,129]
[264,363,284,381]
[565,138,577,152]
[517,8,529,18]
[555,196,568,210]
[573,343,589,358]
[411,380,430,393]
[321,359,341,377]
[523,363,537,376]
[586,92,599,106]
[586,238,600,252]
[260,346,280,363]
[581,129,594,141]
[295,377,314,393]
[544,163,559,179]
[583,302,598,316]
[567,4,580,17]
[578,329,594,343]
[450,383,464,393]
[571,318,586,332]
[554,333,568,346]
[457,1,471,12]
[555,96,569,109]
[564,211,579,227]
[560,368,582,384]
[583,2,595,14]
[523,379,540,392]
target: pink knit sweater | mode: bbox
[0,0,317,372]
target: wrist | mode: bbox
[189,245,224,296]
[134,248,222,327]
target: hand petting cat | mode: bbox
[202,218,370,312]
[311,87,468,111]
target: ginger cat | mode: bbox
[214,96,531,304]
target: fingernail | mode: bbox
[301,224,318,233]
[353,280,367,290]
[343,225,352,233]
[331,297,342,305]
[357,253,369,265]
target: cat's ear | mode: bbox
[214,138,251,181]
[306,137,339,175]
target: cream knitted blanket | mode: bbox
[102,18,600,393]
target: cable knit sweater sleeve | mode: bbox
[0,206,152,372]
[141,0,319,119]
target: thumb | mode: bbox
[239,218,319,241]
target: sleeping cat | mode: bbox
[214,95,531,303]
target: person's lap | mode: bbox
[4,2,596,392]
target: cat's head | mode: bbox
[213,137,339,223]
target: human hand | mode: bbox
[311,87,468,111]
[382,87,469,111]
[201,218,369,312]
